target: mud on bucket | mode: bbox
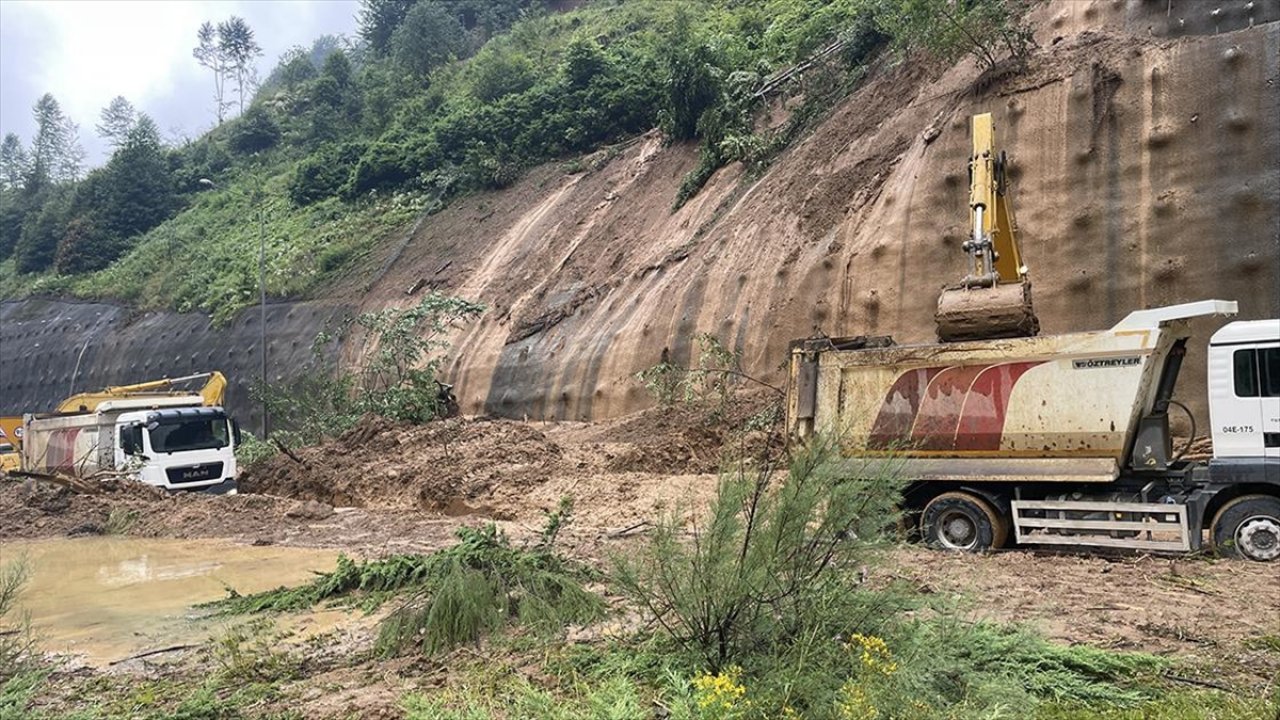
[935,281,1040,343]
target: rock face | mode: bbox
[3,1,1277,431]
[360,1,1276,423]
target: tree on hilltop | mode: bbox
[0,134,27,191]
[96,96,139,147]
[194,16,262,123]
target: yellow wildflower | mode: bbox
[692,666,748,718]
[835,680,877,720]
[844,633,898,676]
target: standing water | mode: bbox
[2,537,341,666]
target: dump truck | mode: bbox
[787,300,1280,561]
[16,372,240,493]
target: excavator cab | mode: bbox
[935,113,1039,343]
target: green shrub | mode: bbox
[208,618,302,684]
[255,292,483,445]
[228,105,282,155]
[876,0,1033,72]
[215,522,604,657]
[347,140,415,198]
[233,429,277,467]
[0,558,34,676]
[614,437,902,669]
[288,141,368,205]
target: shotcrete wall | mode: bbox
[0,299,351,433]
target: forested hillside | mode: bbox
[0,0,975,322]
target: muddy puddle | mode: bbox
[2,536,347,667]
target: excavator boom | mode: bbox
[935,113,1039,342]
[56,371,227,413]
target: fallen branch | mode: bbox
[8,470,99,494]
[272,438,308,467]
[607,521,651,539]
[1162,673,1235,693]
[108,644,197,666]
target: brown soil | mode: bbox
[237,399,774,522]
[892,547,1280,690]
[6,408,1278,717]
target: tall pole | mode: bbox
[258,189,269,439]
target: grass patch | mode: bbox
[212,522,604,657]
[104,507,139,535]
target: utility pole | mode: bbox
[257,188,269,438]
[199,176,270,438]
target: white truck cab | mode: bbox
[1208,320,1280,460]
[115,406,240,490]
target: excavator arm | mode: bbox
[56,371,227,413]
[935,113,1039,342]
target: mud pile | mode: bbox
[241,416,564,514]
[239,403,769,516]
[2,479,299,540]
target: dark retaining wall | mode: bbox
[0,298,352,434]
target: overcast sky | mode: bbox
[0,0,361,167]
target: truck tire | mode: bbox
[1210,495,1280,562]
[921,491,1009,552]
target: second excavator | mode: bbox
[934,112,1040,342]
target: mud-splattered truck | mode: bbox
[787,300,1280,561]
[18,373,241,492]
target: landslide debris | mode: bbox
[242,416,565,516]
[239,401,776,518]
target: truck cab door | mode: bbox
[1260,346,1280,458]
[1210,344,1278,459]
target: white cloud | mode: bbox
[19,1,209,122]
[0,0,358,164]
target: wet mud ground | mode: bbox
[2,410,1277,717]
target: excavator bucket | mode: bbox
[935,280,1039,343]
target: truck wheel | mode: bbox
[1211,495,1280,562]
[921,492,1009,552]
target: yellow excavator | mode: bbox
[55,371,228,413]
[934,112,1039,343]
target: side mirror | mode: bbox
[120,424,143,456]
[231,419,242,448]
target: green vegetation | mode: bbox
[614,440,901,668]
[0,557,48,720]
[0,0,1031,321]
[214,520,603,656]
[254,292,482,448]
[103,507,140,535]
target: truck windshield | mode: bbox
[149,418,229,453]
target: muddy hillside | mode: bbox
[2,1,1276,426]
[368,0,1274,422]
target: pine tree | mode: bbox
[96,96,138,147]
[219,16,263,114]
[29,94,67,184]
[0,134,27,190]
[58,120,86,182]
[358,0,416,57]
